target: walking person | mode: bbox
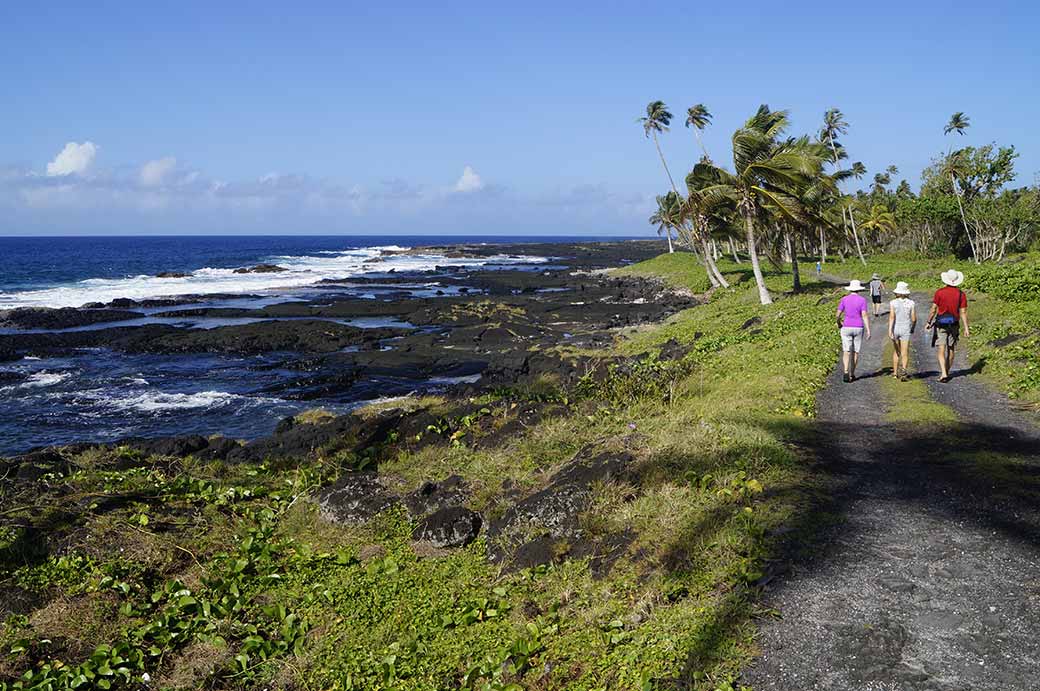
[925,269,969,383]
[888,281,917,381]
[837,279,871,383]
[869,273,886,318]
[815,260,822,278]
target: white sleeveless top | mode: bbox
[891,297,915,331]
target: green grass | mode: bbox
[13,250,998,691]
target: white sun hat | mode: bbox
[941,269,964,287]
[845,279,866,291]
[894,281,911,295]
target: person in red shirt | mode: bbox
[925,269,970,383]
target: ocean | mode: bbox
[0,235,636,454]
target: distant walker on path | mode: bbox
[888,282,917,381]
[925,269,969,383]
[837,279,871,383]
[869,273,886,318]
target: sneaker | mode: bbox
[843,373,851,383]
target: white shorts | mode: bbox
[892,327,912,341]
[840,326,864,353]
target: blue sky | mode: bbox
[1,0,1037,235]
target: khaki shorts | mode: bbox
[840,326,864,353]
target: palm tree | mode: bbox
[649,193,677,254]
[697,105,821,305]
[847,162,868,264]
[820,108,850,265]
[859,204,897,244]
[943,112,974,261]
[685,104,713,159]
[684,168,732,288]
[640,101,681,253]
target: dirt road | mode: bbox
[742,295,1040,690]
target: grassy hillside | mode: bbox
[0,254,873,690]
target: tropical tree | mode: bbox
[697,105,822,305]
[683,168,732,288]
[649,192,680,253]
[685,104,713,160]
[847,161,868,264]
[819,108,849,262]
[943,112,973,260]
[859,203,897,241]
[640,101,681,253]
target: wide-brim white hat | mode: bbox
[894,281,911,295]
[871,273,881,280]
[941,269,964,287]
[845,279,866,291]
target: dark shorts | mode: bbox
[872,295,882,304]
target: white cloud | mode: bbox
[46,142,98,177]
[139,157,177,186]
[454,165,483,193]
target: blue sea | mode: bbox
[0,235,633,454]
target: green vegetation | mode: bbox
[637,99,1039,307]
[0,255,845,691]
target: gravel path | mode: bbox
[742,292,1040,691]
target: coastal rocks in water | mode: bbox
[412,507,482,548]
[120,321,403,355]
[155,272,191,279]
[0,307,143,330]
[317,472,400,525]
[233,264,286,274]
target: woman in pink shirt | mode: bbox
[837,279,872,382]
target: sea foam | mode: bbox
[0,246,548,309]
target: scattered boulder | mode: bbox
[156,272,190,279]
[740,316,762,330]
[404,475,470,516]
[412,506,482,548]
[317,472,400,525]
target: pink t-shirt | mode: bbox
[838,293,867,328]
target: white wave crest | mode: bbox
[0,246,549,309]
[103,390,242,412]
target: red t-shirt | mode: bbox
[933,286,967,317]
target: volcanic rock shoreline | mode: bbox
[1,239,699,572]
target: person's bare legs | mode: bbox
[937,342,952,380]
[900,339,910,378]
[850,351,859,380]
[843,350,851,377]
[892,340,900,378]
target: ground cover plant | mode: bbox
[0,253,852,690]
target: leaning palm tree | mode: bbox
[697,105,820,305]
[943,112,974,260]
[819,108,849,264]
[684,167,732,288]
[649,193,677,254]
[685,104,713,159]
[846,161,868,264]
[640,101,680,253]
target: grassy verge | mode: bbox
[0,254,847,691]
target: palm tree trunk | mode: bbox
[702,239,730,288]
[729,239,741,263]
[819,226,827,264]
[950,173,978,263]
[848,207,867,265]
[652,132,679,254]
[744,209,773,305]
[787,232,801,292]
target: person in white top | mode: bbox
[888,281,917,381]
